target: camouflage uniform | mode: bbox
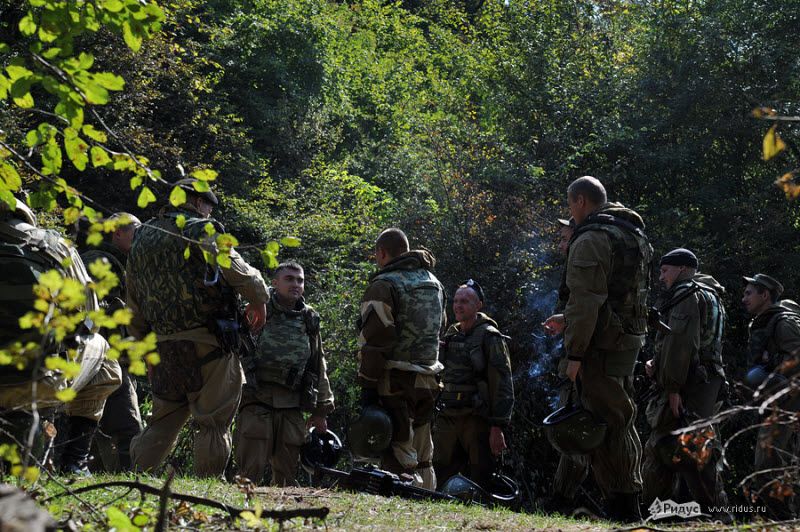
[747,300,800,514]
[563,203,652,517]
[642,272,728,511]
[80,241,142,471]
[358,250,445,489]
[234,288,334,486]
[433,313,513,489]
[127,204,268,477]
[0,203,121,454]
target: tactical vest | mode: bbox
[571,212,653,351]
[440,320,500,411]
[660,279,725,372]
[372,268,444,365]
[254,301,319,390]
[126,211,227,335]
[748,300,800,369]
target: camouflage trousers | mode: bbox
[131,342,242,478]
[579,350,643,497]
[553,379,589,498]
[642,374,727,511]
[0,358,121,422]
[95,366,142,472]
[234,397,306,486]
[432,409,495,489]
[378,369,438,489]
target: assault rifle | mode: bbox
[313,464,457,503]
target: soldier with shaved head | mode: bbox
[356,228,446,489]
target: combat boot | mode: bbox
[59,416,97,476]
[606,492,642,524]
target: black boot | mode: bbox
[59,416,97,476]
[606,492,642,524]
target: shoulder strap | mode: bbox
[572,212,646,242]
[659,281,702,315]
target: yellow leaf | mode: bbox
[129,360,146,375]
[145,352,160,365]
[137,186,157,208]
[763,125,787,161]
[55,388,77,402]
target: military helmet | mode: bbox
[300,427,342,475]
[174,178,218,206]
[542,402,608,456]
[0,198,37,226]
[348,405,393,459]
[486,472,520,508]
[439,474,488,503]
[744,365,788,389]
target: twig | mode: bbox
[155,468,175,532]
[42,480,330,522]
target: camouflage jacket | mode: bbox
[357,250,446,387]
[564,203,652,376]
[125,205,268,341]
[654,272,726,393]
[748,301,800,370]
[441,313,514,426]
[249,288,334,415]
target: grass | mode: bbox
[27,473,610,531]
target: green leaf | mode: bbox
[93,72,124,91]
[41,47,62,59]
[175,214,186,229]
[105,506,136,530]
[10,79,33,108]
[77,52,94,69]
[55,388,76,402]
[183,245,191,259]
[192,180,210,192]
[191,168,218,181]
[90,146,111,167]
[41,139,62,175]
[266,240,280,255]
[280,236,301,248]
[0,187,15,210]
[5,64,32,81]
[82,124,107,142]
[19,13,37,37]
[169,186,186,207]
[102,0,125,13]
[0,162,21,190]
[136,186,156,208]
[64,129,89,171]
[0,43,8,53]
[82,81,109,105]
[122,20,143,52]
[25,129,42,148]
[0,74,8,99]
[204,223,216,236]
[129,175,143,189]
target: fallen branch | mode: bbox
[42,480,330,522]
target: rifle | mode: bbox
[313,464,457,503]
[211,285,260,389]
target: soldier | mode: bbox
[547,216,590,513]
[641,249,729,518]
[544,176,652,522]
[0,199,122,474]
[357,228,445,489]
[127,179,269,478]
[742,273,800,518]
[234,261,334,486]
[433,280,513,490]
[77,213,143,472]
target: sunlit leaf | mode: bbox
[763,125,786,161]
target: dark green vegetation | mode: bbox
[2,0,800,523]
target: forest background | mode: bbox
[1,0,799,511]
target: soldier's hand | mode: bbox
[543,314,565,336]
[645,358,655,378]
[489,426,507,456]
[308,415,328,434]
[566,359,581,382]
[669,392,683,418]
[245,302,267,332]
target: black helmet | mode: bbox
[174,178,218,206]
[486,472,520,508]
[348,405,393,459]
[543,402,607,456]
[439,474,488,504]
[300,428,342,475]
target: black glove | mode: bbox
[360,387,379,408]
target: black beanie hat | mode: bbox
[660,248,699,269]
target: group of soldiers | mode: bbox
[543,176,800,522]
[1,174,798,523]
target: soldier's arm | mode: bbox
[357,279,397,388]
[219,249,269,305]
[314,331,335,416]
[485,334,514,426]
[658,295,700,393]
[775,319,800,360]
[563,233,612,359]
[125,275,149,340]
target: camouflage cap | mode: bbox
[743,273,784,298]
[175,178,218,206]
